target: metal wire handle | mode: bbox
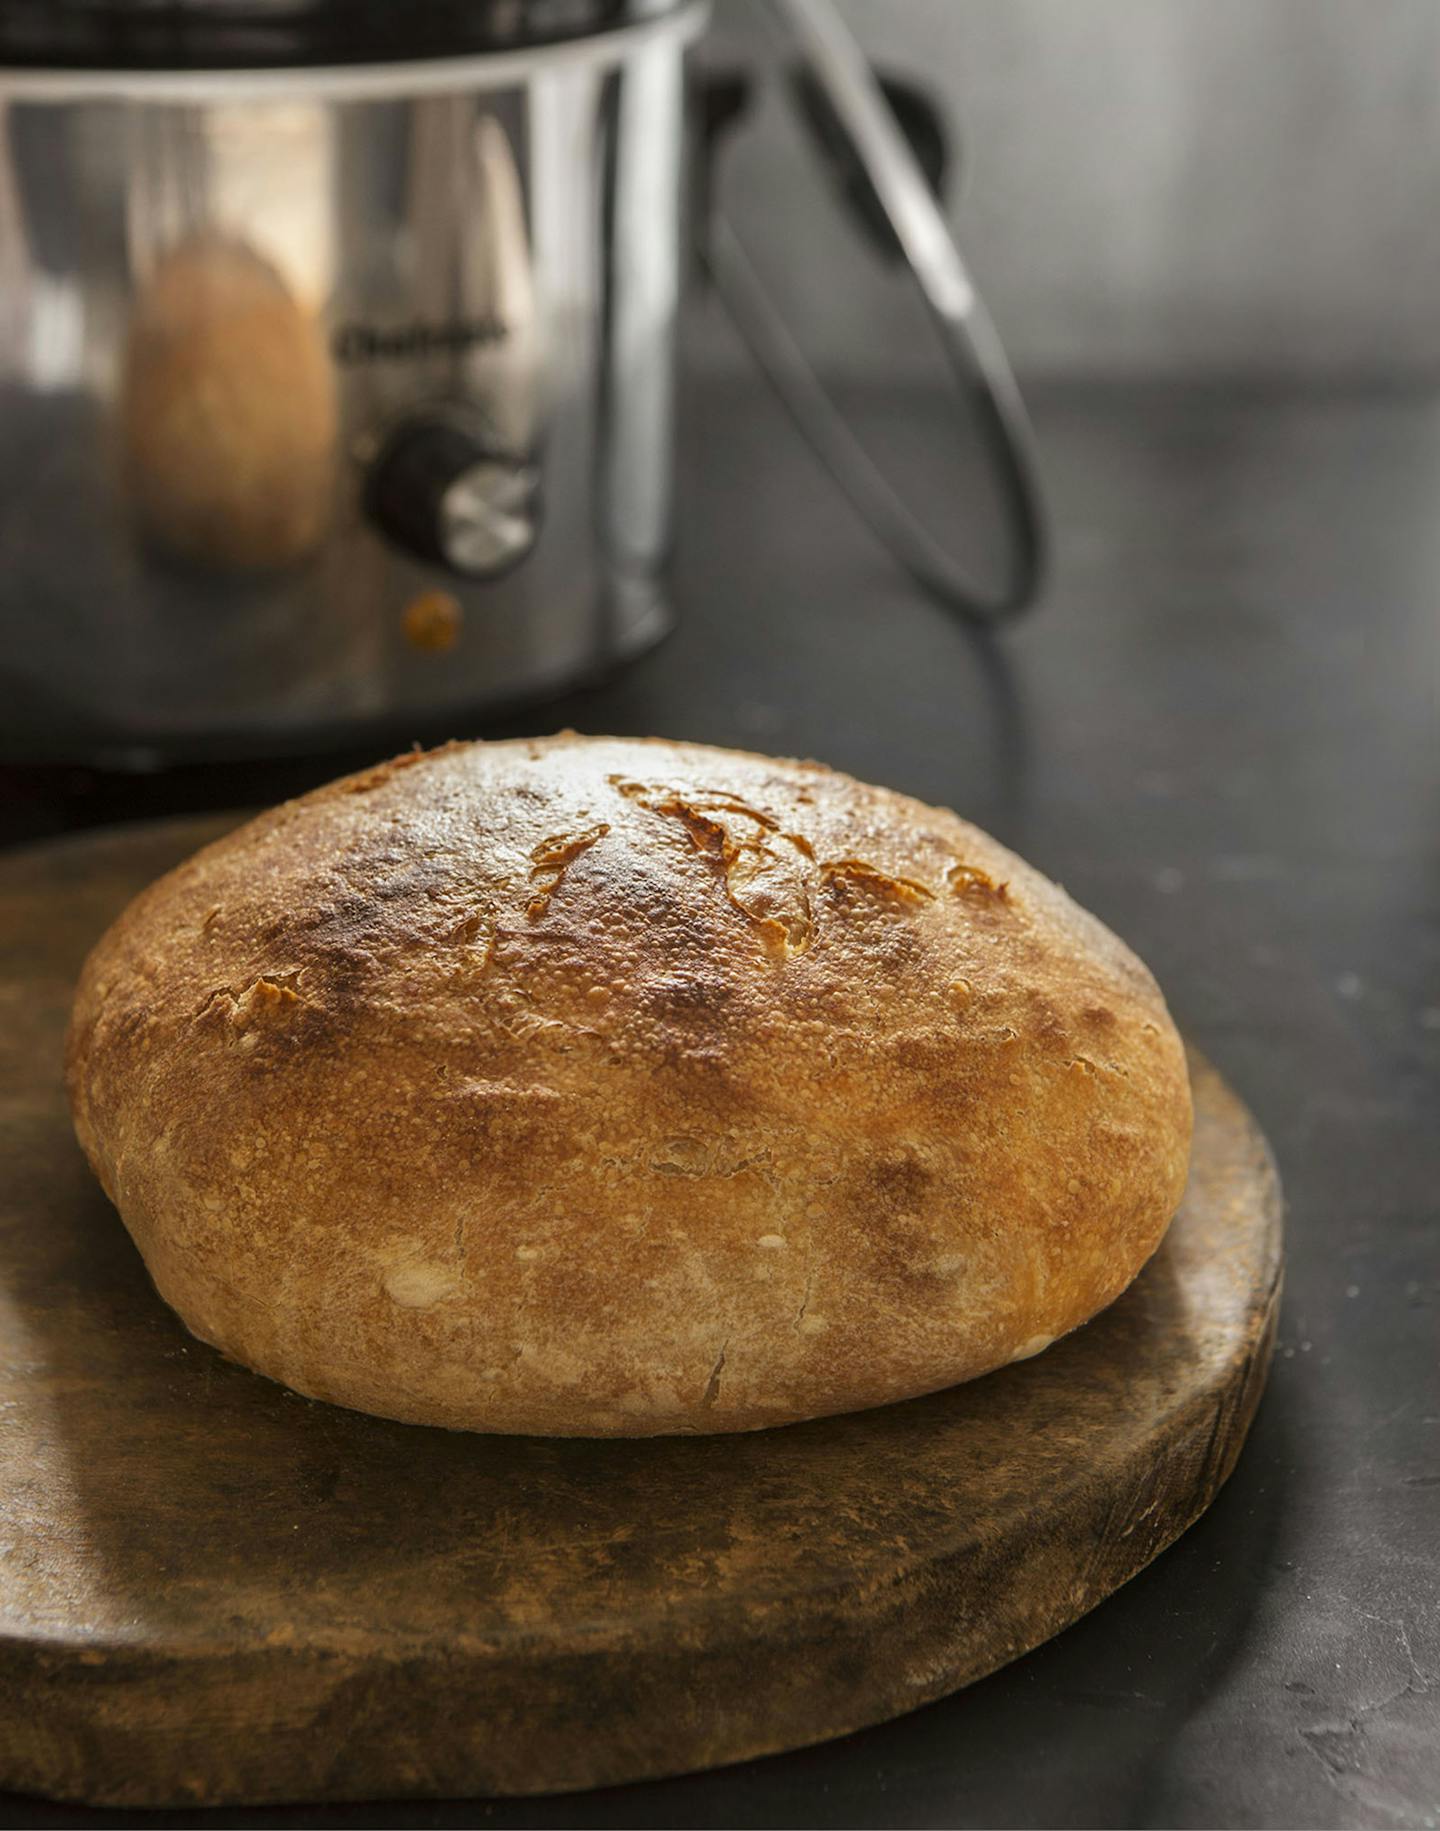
[708,0,1049,624]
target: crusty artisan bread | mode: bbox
[66,735,1192,1436]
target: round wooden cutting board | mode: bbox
[0,817,1282,1809]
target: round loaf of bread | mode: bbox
[67,736,1192,1437]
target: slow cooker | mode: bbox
[0,0,1044,764]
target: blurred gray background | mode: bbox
[699,0,1440,380]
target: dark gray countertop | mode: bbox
[2,377,1436,1830]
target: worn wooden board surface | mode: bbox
[0,816,1282,1810]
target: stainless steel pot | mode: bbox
[0,0,1043,764]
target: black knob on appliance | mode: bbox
[364,417,539,579]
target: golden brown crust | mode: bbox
[66,735,1192,1436]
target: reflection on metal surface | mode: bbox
[119,236,337,570]
[599,21,684,577]
[0,0,708,760]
